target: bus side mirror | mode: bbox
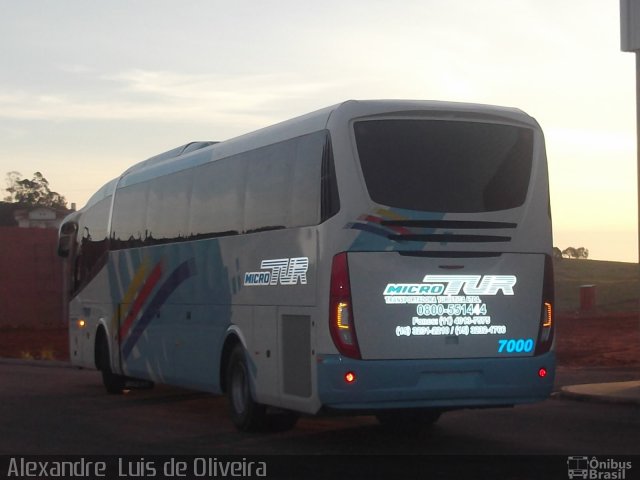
[58,222,77,258]
[57,235,72,258]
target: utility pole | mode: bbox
[620,0,640,381]
[621,0,640,263]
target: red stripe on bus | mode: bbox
[361,215,411,235]
[118,262,164,342]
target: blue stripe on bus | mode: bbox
[121,258,197,359]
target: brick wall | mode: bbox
[0,227,65,328]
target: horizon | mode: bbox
[0,1,637,262]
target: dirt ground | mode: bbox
[554,312,640,367]
[0,313,639,366]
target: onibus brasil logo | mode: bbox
[567,456,632,479]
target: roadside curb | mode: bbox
[556,381,640,406]
[0,357,72,369]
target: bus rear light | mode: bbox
[535,255,555,355]
[344,371,356,383]
[329,253,361,359]
[538,367,548,378]
[336,302,350,329]
[543,302,552,328]
[336,301,356,345]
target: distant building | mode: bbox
[0,202,74,229]
[0,202,74,328]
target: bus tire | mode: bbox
[96,332,126,395]
[226,344,267,432]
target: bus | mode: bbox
[58,99,555,432]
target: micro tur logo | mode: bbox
[567,456,632,479]
[243,257,309,286]
[383,275,517,297]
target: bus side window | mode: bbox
[57,221,77,258]
[72,196,112,292]
[292,131,324,226]
[73,255,83,293]
[190,155,245,238]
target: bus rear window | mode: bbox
[354,119,534,213]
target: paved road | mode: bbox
[0,361,638,456]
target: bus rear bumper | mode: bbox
[316,352,555,411]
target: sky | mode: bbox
[0,0,637,262]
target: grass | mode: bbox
[554,258,640,313]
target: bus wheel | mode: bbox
[375,409,442,432]
[96,333,126,395]
[226,344,267,432]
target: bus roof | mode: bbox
[84,99,536,204]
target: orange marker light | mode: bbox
[78,319,86,328]
[344,371,356,384]
[336,302,350,329]
[543,302,552,328]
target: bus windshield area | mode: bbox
[354,119,534,213]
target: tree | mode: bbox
[561,246,589,259]
[575,247,589,259]
[4,171,67,209]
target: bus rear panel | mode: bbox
[316,102,554,412]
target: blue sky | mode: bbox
[0,0,637,261]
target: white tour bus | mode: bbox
[58,100,555,431]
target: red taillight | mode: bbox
[538,367,548,378]
[344,371,356,383]
[535,255,555,355]
[329,252,361,359]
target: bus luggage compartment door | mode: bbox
[347,252,545,360]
